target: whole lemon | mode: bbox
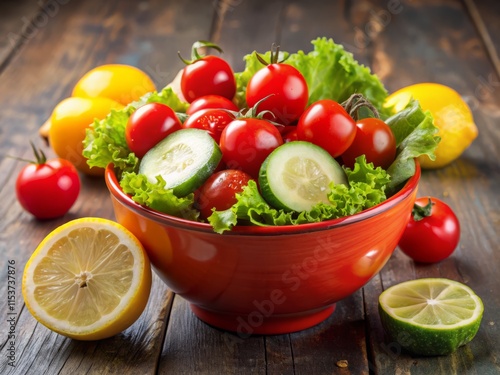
[72,64,156,105]
[385,83,478,169]
[48,97,123,175]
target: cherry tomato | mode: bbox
[276,125,297,136]
[297,99,357,158]
[282,128,298,143]
[219,118,283,178]
[16,146,80,219]
[187,95,239,115]
[182,108,235,143]
[181,55,236,102]
[125,103,182,158]
[341,118,397,169]
[246,63,308,125]
[398,197,460,263]
[196,169,253,219]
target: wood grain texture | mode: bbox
[159,296,267,374]
[0,0,47,72]
[464,0,500,78]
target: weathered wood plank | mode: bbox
[159,296,267,374]
[464,0,500,78]
[0,0,214,374]
[290,291,369,375]
[0,0,46,71]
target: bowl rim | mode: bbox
[105,160,420,236]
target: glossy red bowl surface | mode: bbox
[105,162,420,335]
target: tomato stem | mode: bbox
[341,93,379,121]
[6,141,48,165]
[178,40,224,65]
[255,43,289,66]
[412,198,434,221]
[31,141,47,164]
[240,94,275,119]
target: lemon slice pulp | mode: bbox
[22,218,152,340]
[378,278,483,356]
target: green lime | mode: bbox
[258,141,347,212]
[378,278,484,356]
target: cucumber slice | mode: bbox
[259,141,347,212]
[139,128,222,197]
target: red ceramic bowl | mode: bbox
[105,162,420,335]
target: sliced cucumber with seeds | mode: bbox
[139,128,222,197]
[259,141,347,212]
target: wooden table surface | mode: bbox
[1,0,499,374]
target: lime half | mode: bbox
[378,278,483,356]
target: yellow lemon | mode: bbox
[72,64,156,105]
[385,83,478,169]
[48,97,123,175]
[22,218,152,341]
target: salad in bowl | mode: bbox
[84,37,438,233]
[84,37,438,334]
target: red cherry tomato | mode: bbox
[196,169,253,219]
[276,125,297,136]
[187,95,239,115]
[181,55,236,103]
[125,103,182,158]
[297,99,356,158]
[219,118,283,178]
[341,118,397,169]
[282,128,298,143]
[182,108,235,143]
[246,63,308,125]
[16,146,80,219]
[398,197,461,263]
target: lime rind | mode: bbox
[378,278,484,356]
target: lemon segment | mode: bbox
[22,218,152,341]
[378,278,483,356]
[385,83,478,169]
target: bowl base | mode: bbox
[190,304,336,335]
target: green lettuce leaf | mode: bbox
[209,156,390,233]
[234,37,388,114]
[120,172,199,221]
[83,87,188,173]
[385,99,440,192]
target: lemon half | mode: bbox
[22,218,152,340]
